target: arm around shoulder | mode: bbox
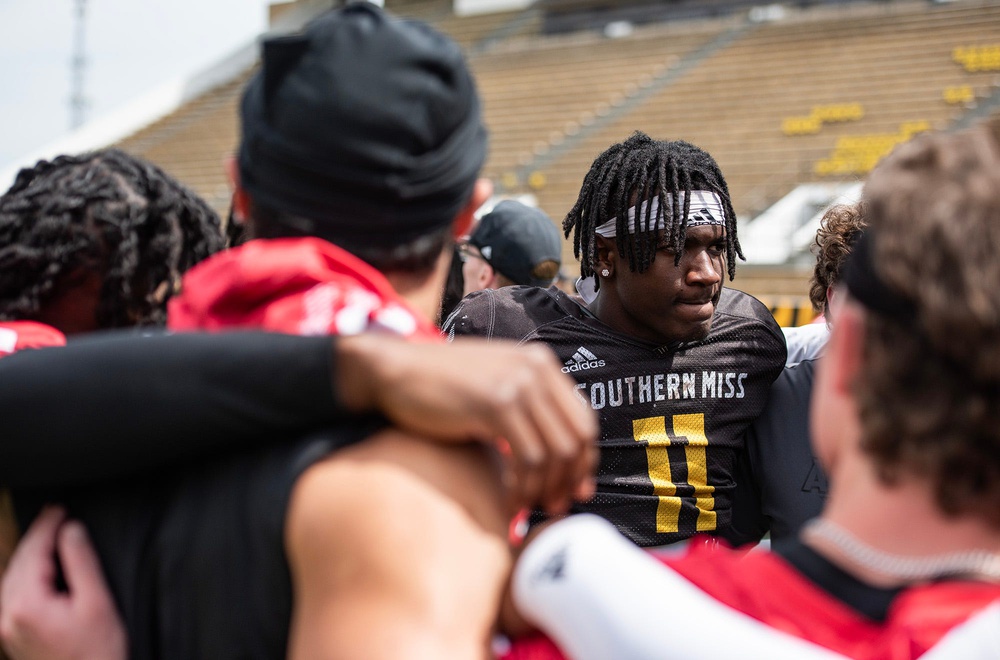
[284,428,511,660]
[0,331,337,488]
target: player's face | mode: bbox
[34,267,105,335]
[459,242,494,296]
[596,225,726,345]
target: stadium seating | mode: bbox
[953,44,1000,72]
[523,0,1000,238]
[112,0,1000,298]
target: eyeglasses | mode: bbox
[457,242,488,264]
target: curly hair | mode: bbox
[809,202,867,315]
[855,118,1000,528]
[564,131,741,288]
[0,149,225,329]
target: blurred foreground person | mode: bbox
[0,149,226,351]
[505,118,1000,658]
[0,6,596,659]
[0,148,225,604]
[732,202,867,549]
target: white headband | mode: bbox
[593,190,726,238]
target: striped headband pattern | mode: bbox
[594,190,725,238]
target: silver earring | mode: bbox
[601,268,610,277]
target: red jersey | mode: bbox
[168,237,442,341]
[0,321,66,358]
[663,543,1000,659]
[503,536,1000,660]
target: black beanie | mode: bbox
[238,3,488,247]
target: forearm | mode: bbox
[0,331,339,488]
[513,515,847,660]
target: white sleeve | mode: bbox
[782,323,829,367]
[512,514,848,660]
[920,602,1000,659]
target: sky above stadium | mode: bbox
[0,0,273,170]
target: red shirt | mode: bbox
[168,237,441,341]
[0,321,66,358]
[503,541,1000,660]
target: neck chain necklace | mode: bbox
[802,518,1000,584]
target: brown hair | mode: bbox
[854,118,1000,528]
[809,202,867,315]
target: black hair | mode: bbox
[0,149,225,327]
[248,199,452,275]
[564,131,741,285]
[438,244,465,326]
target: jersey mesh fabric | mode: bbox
[445,286,785,546]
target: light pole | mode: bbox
[69,0,88,129]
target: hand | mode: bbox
[337,335,599,514]
[0,506,127,660]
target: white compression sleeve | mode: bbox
[512,514,849,660]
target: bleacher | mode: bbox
[472,20,730,178]
[523,0,1000,226]
[104,0,1000,316]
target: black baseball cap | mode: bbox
[468,200,562,287]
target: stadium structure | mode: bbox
[3,0,999,325]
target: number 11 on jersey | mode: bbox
[632,413,716,534]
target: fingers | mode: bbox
[0,506,68,658]
[531,348,599,506]
[524,345,598,512]
[351,335,599,513]
[520,376,580,514]
[492,345,598,514]
[56,521,111,611]
[0,506,65,603]
[56,521,129,659]
[495,406,547,513]
[0,512,129,660]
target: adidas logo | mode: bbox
[688,207,718,225]
[534,546,568,583]
[562,346,606,373]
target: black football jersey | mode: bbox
[444,286,786,547]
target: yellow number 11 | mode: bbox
[632,413,716,534]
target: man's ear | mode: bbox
[594,236,618,277]
[225,155,251,224]
[826,299,865,396]
[825,285,837,320]
[479,263,499,291]
[453,178,493,239]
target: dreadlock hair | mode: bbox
[564,131,741,288]
[0,149,225,328]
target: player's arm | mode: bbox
[509,515,849,660]
[285,429,511,659]
[0,331,338,489]
[341,334,597,513]
[0,331,597,511]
